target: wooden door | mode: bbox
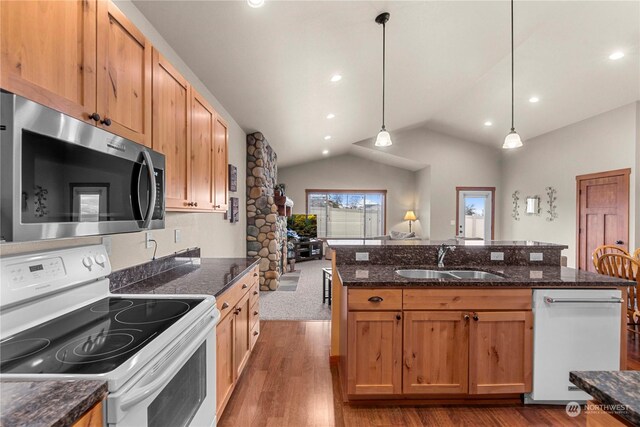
[403,311,469,394]
[152,49,191,210]
[577,169,631,272]
[216,311,235,415]
[97,0,152,146]
[213,116,229,211]
[469,311,533,395]
[190,90,215,210]
[0,0,97,123]
[347,311,402,395]
[233,292,251,378]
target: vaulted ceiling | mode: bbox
[134,1,640,167]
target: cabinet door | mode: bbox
[190,90,215,210]
[347,311,402,395]
[213,116,229,211]
[216,312,235,415]
[0,0,97,123]
[234,292,252,378]
[403,311,469,394]
[469,311,533,394]
[97,0,151,146]
[152,49,191,210]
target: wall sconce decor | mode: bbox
[511,191,520,221]
[525,196,541,215]
[545,187,558,222]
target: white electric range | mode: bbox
[0,245,220,427]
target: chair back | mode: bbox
[633,248,640,261]
[592,245,629,273]
[598,254,639,325]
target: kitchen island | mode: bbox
[329,240,632,404]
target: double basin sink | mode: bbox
[395,269,503,280]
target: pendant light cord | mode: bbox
[510,0,515,132]
[382,20,386,130]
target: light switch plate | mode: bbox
[355,252,369,261]
[490,252,504,261]
[174,229,182,243]
[530,252,543,261]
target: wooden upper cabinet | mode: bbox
[213,116,229,211]
[152,48,191,209]
[469,311,533,395]
[0,0,97,123]
[97,0,152,146]
[347,311,402,395]
[403,311,469,395]
[190,90,215,210]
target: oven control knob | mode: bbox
[82,256,94,270]
[95,254,106,267]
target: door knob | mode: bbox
[463,314,470,321]
[472,313,479,321]
[615,240,624,245]
[89,112,101,121]
[100,117,112,126]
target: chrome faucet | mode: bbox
[437,243,456,268]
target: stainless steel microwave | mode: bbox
[0,92,165,242]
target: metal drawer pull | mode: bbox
[568,386,581,391]
[368,296,384,303]
[544,296,623,304]
[253,331,259,336]
[242,284,248,289]
[253,290,258,295]
[253,272,258,277]
[221,302,229,309]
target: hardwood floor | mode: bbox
[218,321,639,427]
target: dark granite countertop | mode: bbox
[112,257,259,297]
[570,371,640,426]
[328,239,568,249]
[0,380,107,427]
[335,264,633,287]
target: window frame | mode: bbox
[305,189,388,238]
[455,186,495,240]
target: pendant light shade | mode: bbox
[502,0,523,150]
[374,12,392,147]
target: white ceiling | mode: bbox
[133,1,640,167]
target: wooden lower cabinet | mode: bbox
[72,401,103,427]
[216,266,260,417]
[347,311,402,395]
[403,311,469,394]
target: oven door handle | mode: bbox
[119,312,216,412]
[140,150,156,229]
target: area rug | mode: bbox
[277,272,300,291]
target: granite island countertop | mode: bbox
[335,264,633,288]
[328,239,568,248]
[0,380,107,427]
[570,371,640,426]
[111,257,259,297]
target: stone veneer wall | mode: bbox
[246,132,284,290]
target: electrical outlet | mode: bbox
[450,220,456,226]
[145,232,153,249]
[355,252,369,262]
[530,252,543,261]
[490,252,504,261]
[102,236,112,255]
[174,229,181,243]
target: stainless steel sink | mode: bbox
[395,269,503,280]
[447,270,503,280]
[395,269,457,279]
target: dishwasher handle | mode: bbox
[544,296,623,304]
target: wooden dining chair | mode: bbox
[598,253,640,337]
[633,248,640,261]
[592,245,629,273]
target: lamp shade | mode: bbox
[502,130,523,149]
[403,210,417,221]
[375,130,392,147]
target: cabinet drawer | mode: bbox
[250,301,259,329]
[216,283,243,317]
[403,289,532,311]
[249,282,259,308]
[250,320,260,350]
[348,289,402,311]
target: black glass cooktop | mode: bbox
[0,297,203,375]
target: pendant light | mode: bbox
[503,0,523,149]
[375,12,392,147]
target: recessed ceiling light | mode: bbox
[322,149,329,155]
[326,113,335,119]
[529,96,539,103]
[324,135,332,140]
[330,74,342,82]
[609,51,624,60]
[484,121,493,127]
[247,0,264,8]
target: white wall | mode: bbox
[278,154,418,235]
[636,101,640,248]
[0,0,247,271]
[500,102,638,268]
[354,127,503,240]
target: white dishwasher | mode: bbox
[525,289,622,404]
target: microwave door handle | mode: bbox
[140,150,156,229]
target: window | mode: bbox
[306,190,386,238]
